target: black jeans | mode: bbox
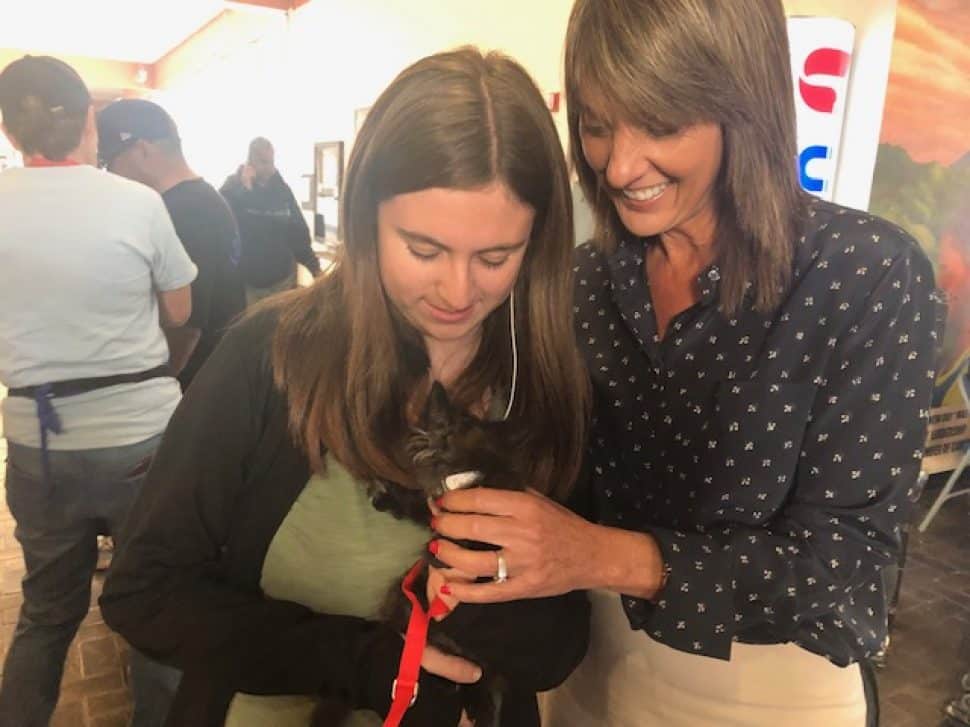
[0,436,160,726]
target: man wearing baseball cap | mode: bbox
[0,56,196,725]
[98,99,245,391]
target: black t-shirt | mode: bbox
[162,178,246,389]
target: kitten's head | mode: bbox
[408,382,515,499]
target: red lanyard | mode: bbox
[24,156,82,167]
[384,559,452,727]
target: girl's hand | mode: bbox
[420,643,482,685]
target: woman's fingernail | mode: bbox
[428,540,440,556]
[440,584,452,596]
[434,497,444,509]
[472,668,483,682]
[430,517,439,531]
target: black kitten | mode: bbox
[380,382,524,726]
[370,381,522,516]
[312,383,523,726]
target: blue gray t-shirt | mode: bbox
[0,165,197,449]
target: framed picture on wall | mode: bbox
[314,141,343,198]
[313,141,344,242]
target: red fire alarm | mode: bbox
[546,91,561,113]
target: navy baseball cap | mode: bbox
[0,55,91,123]
[97,98,180,168]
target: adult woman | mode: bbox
[0,56,196,726]
[431,2,940,725]
[99,47,589,727]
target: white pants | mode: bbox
[541,590,866,727]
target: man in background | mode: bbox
[221,137,321,304]
[98,99,245,391]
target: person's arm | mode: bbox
[220,175,256,261]
[165,215,219,375]
[163,326,201,375]
[435,245,940,661]
[100,315,469,725]
[219,172,247,217]
[157,285,192,329]
[149,195,197,327]
[282,181,321,277]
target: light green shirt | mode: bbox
[225,455,430,727]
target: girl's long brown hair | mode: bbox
[269,47,589,500]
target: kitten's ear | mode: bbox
[423,381,452,429]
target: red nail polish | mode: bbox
[434,498,444,509]
[440,584,452,596]
[428,540,440,556]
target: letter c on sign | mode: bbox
[799,48,851,113]
[799,145,831,193]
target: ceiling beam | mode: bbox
[225,0,311,10]
[152,8,286,89]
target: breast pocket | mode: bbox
[698,381,817,525]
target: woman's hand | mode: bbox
[429,489,598,602]
[430,488,666,603]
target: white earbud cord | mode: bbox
[502,289,518,421]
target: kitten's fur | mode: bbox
[313,383,524,726]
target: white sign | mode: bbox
[788,16,855,201]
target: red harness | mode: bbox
[383,558,452,727]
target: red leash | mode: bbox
[383,559,452,727]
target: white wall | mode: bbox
[784,0,898,211]
[154,0,574,201]
[285,0,575,164]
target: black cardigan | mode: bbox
[100,310,590,726]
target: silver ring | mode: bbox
[494,551,508,583]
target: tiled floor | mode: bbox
[0,416,966,725]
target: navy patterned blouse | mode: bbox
[575,198,942,666]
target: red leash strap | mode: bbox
[383,559,451,727]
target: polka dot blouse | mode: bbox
[574,199,942,666]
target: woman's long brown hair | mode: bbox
[268,47,589,500]
[565,0,807,315]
